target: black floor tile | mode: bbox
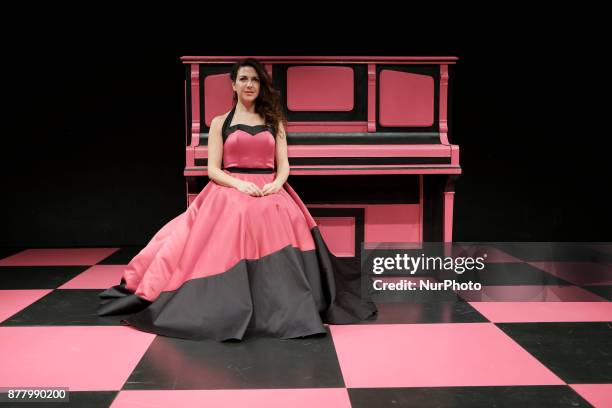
[0,266,90,289]
[491,242,612,263]
[0,289,129,326]
[122,328,344,390]
[450,262,571,286]
[528,261,612,286]
[97,246,144,264]
[360,302,489,324]
[457,284,610,302]
[348,386,592,408]
[496,322,612,383]
[581,285,612,301]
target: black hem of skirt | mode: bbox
[97,226,377,341]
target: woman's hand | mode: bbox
[235,180,264,197]
[262,181,282,196]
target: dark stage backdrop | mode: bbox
[2,26,608,247]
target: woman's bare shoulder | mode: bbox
[210,111,231,129]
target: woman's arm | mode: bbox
[273,121,290,186]
[258,121,289,196]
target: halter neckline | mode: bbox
[222,105,276,141]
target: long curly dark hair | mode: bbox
[230,58,286,138]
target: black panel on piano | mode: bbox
[285,175,420,204]
[192,175,420,205]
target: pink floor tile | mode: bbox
[457,285,607,302]
[330,323,563,388]
[469,302,612,323]
[0,290,52,323]
[111,389,351,408]
[528,262,612,286]
[0,326,155,391]
[569,384,612,408]
[457,245,523,263]
[0,248,120,266]
[59,265,126,289]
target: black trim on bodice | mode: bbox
[222,105,276,143]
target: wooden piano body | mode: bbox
[181,56,461,258]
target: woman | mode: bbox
[97,58,377,341]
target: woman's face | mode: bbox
[233,66,260,103]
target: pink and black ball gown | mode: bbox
[97,106,377,340]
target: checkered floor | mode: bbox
[0,244,611,407]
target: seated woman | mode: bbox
[97,57,377,341]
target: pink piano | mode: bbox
[181,56,460,258]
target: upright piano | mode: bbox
[180,56,461,259]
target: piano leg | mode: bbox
[443,175,459,243]
[186,176,199,208]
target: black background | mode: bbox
[2,14,608,246]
